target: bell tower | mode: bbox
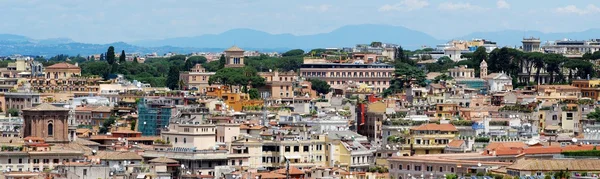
[480,60,488,78]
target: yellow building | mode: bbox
[325,131,375,172]
[435,103,459,120]
[206,86,263,111]
[407,123,458,155]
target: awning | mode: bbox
[284,155,301,159]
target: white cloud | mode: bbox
[496,0,510,9]
[303,4,332,12]
[555,4,600,15]
[379,0,429,12]
[438,2,485,11]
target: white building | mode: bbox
[542,39,600,57]
[484,73,513,93]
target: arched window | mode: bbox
[48,123,54,136]
[175,137,178,143]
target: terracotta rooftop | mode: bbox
[447,140,465,148]
[75,106,96,111]
[485,142,526,151]
[23,103,69,111]
[507,159,600,171]
[274,166,305,175]
[46,62,80,69]
[92,106,112,112]
[410,123,457,131]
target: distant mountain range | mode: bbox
[1,24,600,56]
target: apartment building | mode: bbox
[179,64,217,93]
[300,60,394,93]
[258,71,297,99]
[407,124,458,155]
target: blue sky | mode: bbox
[2,0,600,43]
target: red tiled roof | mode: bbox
[274,167,305,175]
[447,140,465,148]
[485,142,526,151]
[522,146,562,154]
[495,148,522,156]
[411,124,457,131]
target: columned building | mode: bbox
[522,37,541,52]
[23,103,70,143]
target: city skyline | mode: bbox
[2,0,600,44]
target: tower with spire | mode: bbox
[480,60,488,78]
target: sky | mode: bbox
[1,0,600,44]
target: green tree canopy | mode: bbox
[184,56,208,70]
[208,67,265,92]
[166,65,181,90]
[106,46,116,65]
[281,49,305,57]
[99,116,116,134]
[6,108,19,117]
[433,73,453,83]
[383,62,426,97]
[587,108,600,122]
[119,50,126,63]
[309,78,331,95]
[248,88,260,99]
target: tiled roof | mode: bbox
[23,103,69,111]
[92,106,112,112]
[75,106,95,111]
[149,157,179,164]
[95,151,143,160]
[46,62,80,69]
[447,140,465,148]
[410,123,457,131]
[485,142,526,151]
[274,166,305,175]
[225,45,244,52]
[507,159,600,171]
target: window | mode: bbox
[83,169,87,176]
[8,159,11,164]
[48,123,53,136]
[285,146,290,152]
[175,138,178,143]
[439,167,443,172]
[18,158,22,164]
[303,146,309,152]
[294,146,299,152]
[399,165,403,170]
[239,160,243,165]
[53,159,59,164]
[183,138,187,144]
[451,168,454,172]
[406,165,411,170]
